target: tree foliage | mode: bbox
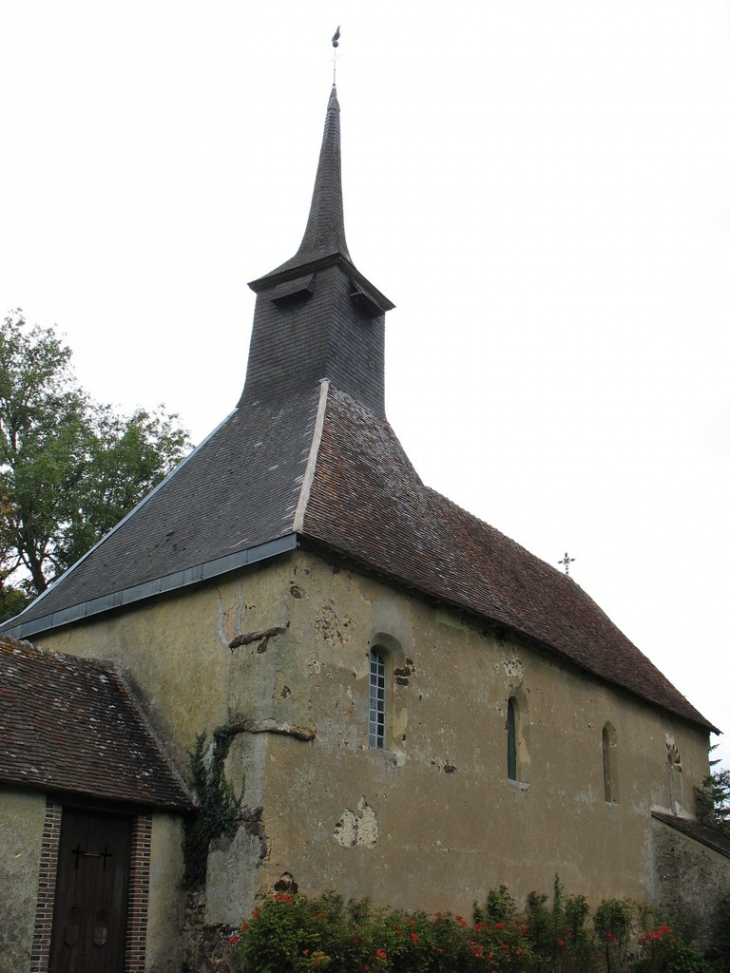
[696,751,730,835]
[0,310,191,620]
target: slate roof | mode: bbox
[0,86,717,735]
[653,811,730,860]
[0,635,193,810]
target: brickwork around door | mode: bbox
[31,800,63,973]
[29,802,152,973]
[125,814,152,973]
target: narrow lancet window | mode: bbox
[602,722,619,803]
[369,648,386,749]
[507,697,517,780]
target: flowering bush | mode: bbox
[634,923,713,973]
[232,892,535,973]
[228,886,727,973]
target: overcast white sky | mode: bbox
[2,3,729,767]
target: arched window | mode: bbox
[602,722,619,803]
[368,647,386,749]
[507,694,530,784]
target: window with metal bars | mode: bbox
[368,648,386,748]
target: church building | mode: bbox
[1,85,726,973]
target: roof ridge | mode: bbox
[293,380,330,533]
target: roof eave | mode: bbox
[2,533,299,640]
[248,252,395,313]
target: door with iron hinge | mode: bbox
[49,808,133,973]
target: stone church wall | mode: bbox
[240,549,710,916]
[651,818,730,951]
[37,547,712,947]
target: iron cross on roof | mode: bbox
[558,552,575,576]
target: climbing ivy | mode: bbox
[183,720,244,888]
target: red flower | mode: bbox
[303,949,309,956]
[229,934,240,945]
[495,922,504,930]
[557,939,565,948]
[241,923,249,932]
[410,932,419,943]
[375,949,387,960]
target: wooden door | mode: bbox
[49,809,133,973]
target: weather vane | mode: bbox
[558,552,575,576]
[331,26,341,84]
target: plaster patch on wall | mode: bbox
[274,670,291,700]
[333,797,378,848]
[315,604,353,650]
[502,658,524,682]
[216,580,246,648]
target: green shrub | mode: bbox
[634,923,713,973]
[593,897,635,973]
[233,892,534,973]
[523,878,601,972]
[706,889,730,973]
[228,885,730,973]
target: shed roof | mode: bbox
[653,811,730,860]
[0,635,193,810]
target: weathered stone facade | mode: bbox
[41,548,712,933]
[652,816,730,950]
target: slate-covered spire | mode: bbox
[243,86,394,416]
[275,84,351,274]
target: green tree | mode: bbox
[0,310,191,620]
[696,748,730,835]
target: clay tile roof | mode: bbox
[0,634,193,810]
[302,387,717,733]
[652,811,730,859]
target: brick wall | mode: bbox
[30,800,62,973]
[125,815,152,973]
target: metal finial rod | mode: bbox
[331,25,341,84]
[558,552,575,576]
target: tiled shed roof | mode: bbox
[0,635,193,810]
[653,811,730,859]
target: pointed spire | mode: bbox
[294,84,351,265]
[254,85,352,282]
